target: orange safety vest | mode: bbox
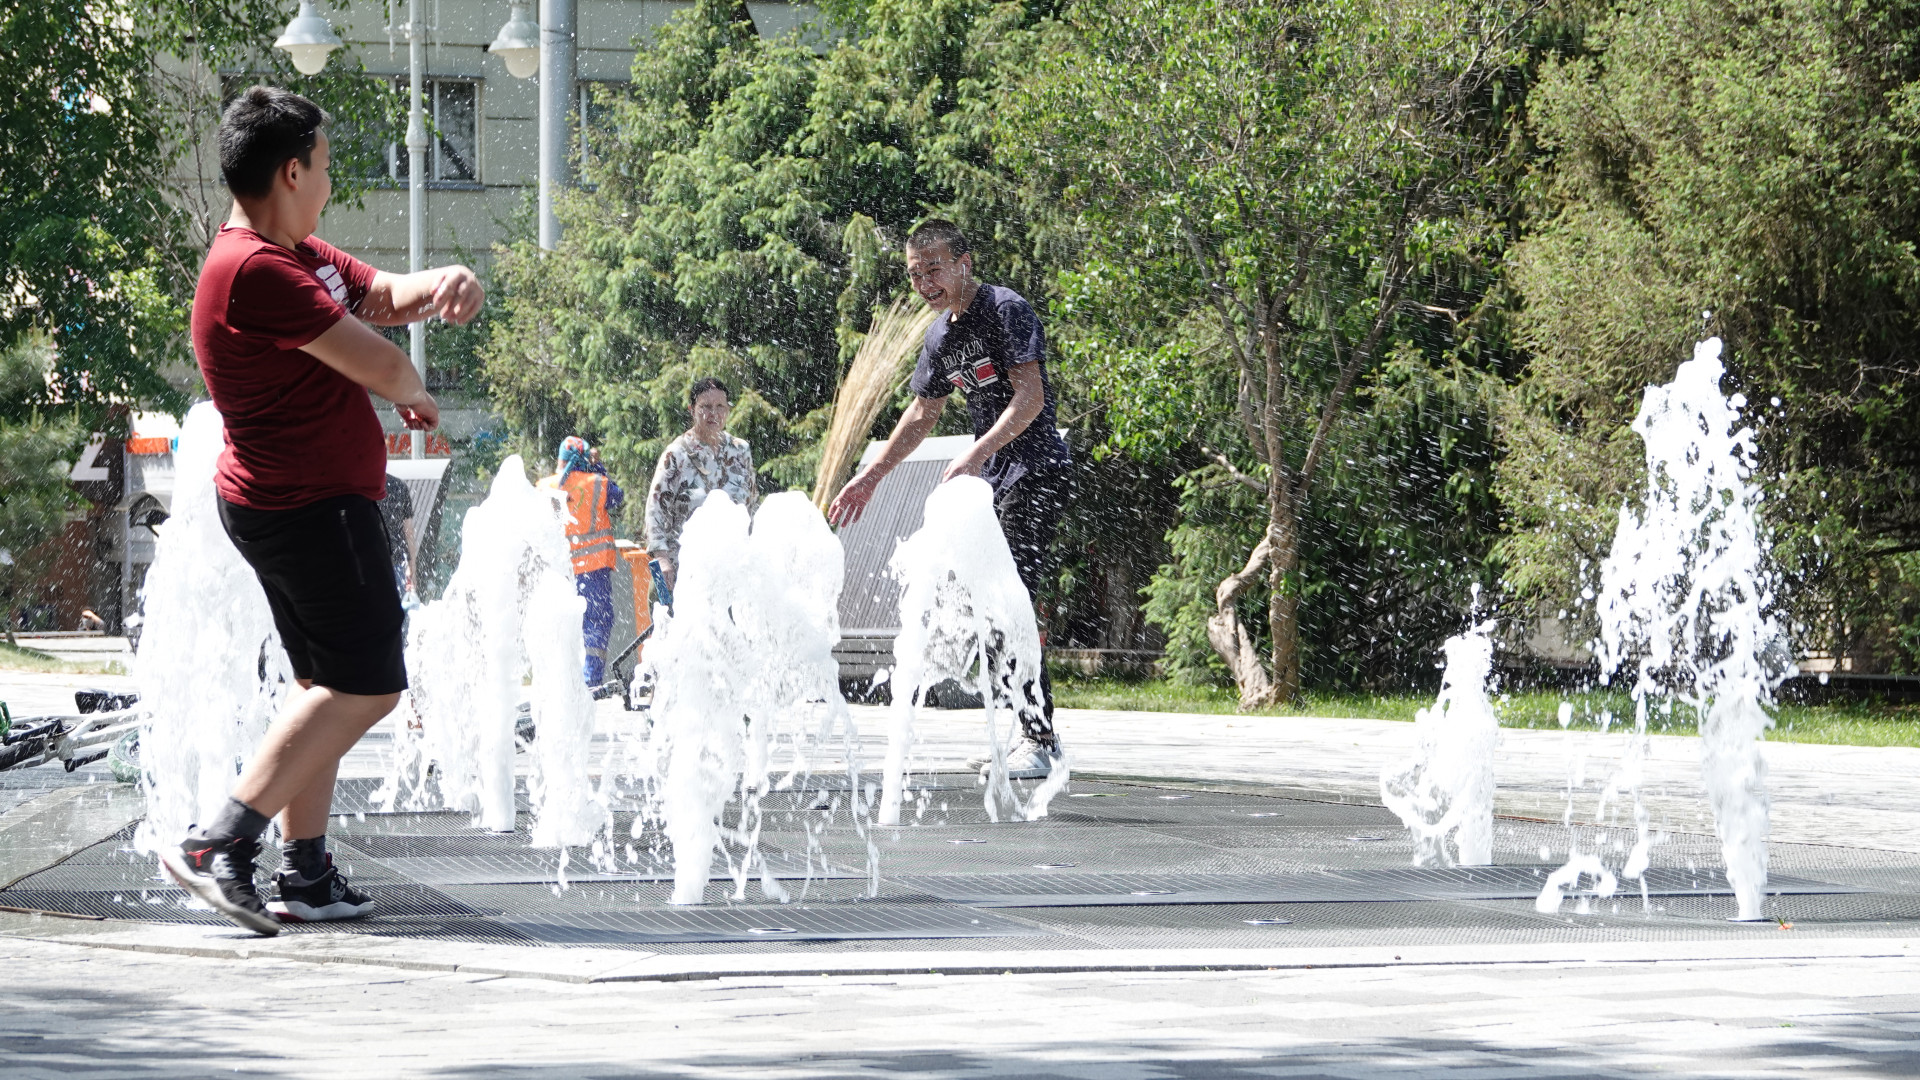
[539,471,617,574]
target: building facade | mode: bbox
[288,0,819,271]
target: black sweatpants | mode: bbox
[991,466,1072,741]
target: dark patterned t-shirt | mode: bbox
[908,284,1071,489]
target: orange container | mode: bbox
[619,544,652,655]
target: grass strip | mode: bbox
[0,641,126,676]
[1050,673,1920,749]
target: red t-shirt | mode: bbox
[190,225,386,510]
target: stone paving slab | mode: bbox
[1,904,1911,982]
[3,934,1917,1077]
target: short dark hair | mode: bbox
[689,376,730,408]
[906,219,970,258]
[220,86,329,199]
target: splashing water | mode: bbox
[879,477,1069,827]
[131,431,870,900]
[634,491,871,904]
[133,403,293,853]
[1541,337,1791,920]
[384,455,606,855]
[1380,622,1500,866]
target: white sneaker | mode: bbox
[973,738,1064,780]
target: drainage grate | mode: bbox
[338,833,550,858]
[329,777,531,816]
[1050,802,1404,829]
[433,879,905,915]
[497,904,1043,945]
[7,849,410,892]
[0,888,227,924]
[12,862,182,892]
[895,868,1867,907]
[7,773,1915,952]
[0,882,480,921]
[361,851,863,887]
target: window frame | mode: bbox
[388,76,484,189]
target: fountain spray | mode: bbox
[133,404,294,854]
[879,477,1069,827]
[1542,337,1791,920]
[635,491,872,904]
[1381,620,1500,866]
[386,455,606,854]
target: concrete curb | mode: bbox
[2,911,1910,984]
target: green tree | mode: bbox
[1,0,395,427]
[0,335,81,645]
[1006,0,1536,704]
[1501,0,1920,670]
[1,0,183,421]
[482,0,1063,511]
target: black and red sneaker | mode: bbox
[270,857,374,923]
[160,834,281,936]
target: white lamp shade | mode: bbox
[495,46,540,79]
[489,6,541,79]
[275,2,343,75]
[280,41,337,75]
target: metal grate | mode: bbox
[329,776,530,816]
[499,904,1042,945]
[895,867,1864,908]
[339,833,560,858]
[835,458,947,635]
[0,882,480,922]
[5,775,1915,953]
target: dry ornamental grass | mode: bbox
[812,295,941,512]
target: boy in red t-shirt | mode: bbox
[161,86,484,935]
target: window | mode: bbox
[390,79,479,185]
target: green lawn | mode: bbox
[0,640,126,676]
[1049,671,1920,749]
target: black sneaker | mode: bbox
[270,857,374,923]
[160,834,281,936]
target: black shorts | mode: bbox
[218,493,408,696]
[993,466,1073,598]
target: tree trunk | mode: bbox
[1265,495,1303,703]
[1208,533,1276,709]
[1099,560,1139,651]
[3,567,16,648]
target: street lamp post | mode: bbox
[490,1,567,252]
[537,0,574,251]
[405,0,427,460]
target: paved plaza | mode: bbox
[3,663,1918,1076]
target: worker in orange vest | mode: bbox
[538,436,625,686]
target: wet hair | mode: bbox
[906,219,971,259]
[689,376,730,408]
[219,86,329,199]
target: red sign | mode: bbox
[386,433,452,457]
